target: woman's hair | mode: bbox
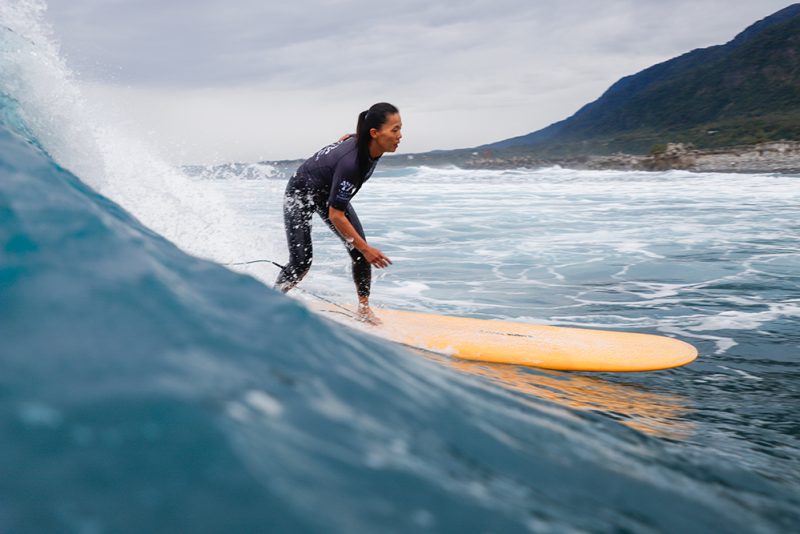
[355,102,399,176]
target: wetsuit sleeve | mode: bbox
[328,158,359,210]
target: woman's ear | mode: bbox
[369,127,379,139]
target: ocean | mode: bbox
[1,3,799,533]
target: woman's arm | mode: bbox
[328,206,392,268]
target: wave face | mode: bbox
[2,2,799,533]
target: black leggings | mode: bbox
[274,177,371,297]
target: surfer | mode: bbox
[274,102,401,324]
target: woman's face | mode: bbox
[370,113,402,153]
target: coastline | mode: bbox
[457,141,800,174]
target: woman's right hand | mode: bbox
[362,246,392,269]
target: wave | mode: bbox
[0,6,277,265]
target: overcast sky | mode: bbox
[41,1,794,164]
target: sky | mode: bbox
[40,0,795,164]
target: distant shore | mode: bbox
[455,141,800,174]
[207,140,800,179]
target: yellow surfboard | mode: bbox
[311,302,698,372]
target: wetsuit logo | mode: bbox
[314,140,342,161]
[334,180,357,204]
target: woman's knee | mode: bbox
[348,245,367,264]
[351,253,371,276]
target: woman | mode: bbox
[274,102,402,324]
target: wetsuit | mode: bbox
[275,137,379,297]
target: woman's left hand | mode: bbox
[362,245,392,269]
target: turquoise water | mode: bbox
[2,5,800,533]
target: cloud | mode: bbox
[38,0,795,163]
[46,1,789,87]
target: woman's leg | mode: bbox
[319,203,371,299]
[274,182,315,293]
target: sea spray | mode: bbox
[0,0,280,264]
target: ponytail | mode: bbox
[355,102,399,176]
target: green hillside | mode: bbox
[486,5,800,156]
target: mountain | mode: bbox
[483,4,800,156]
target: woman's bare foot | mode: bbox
[357,304,382,325]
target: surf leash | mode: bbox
[222,258,361,320]
[223,258,285,269]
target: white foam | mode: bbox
[718,366,763,381]
[686,303,800,333]
[0,1,280,265]
[383,280,431,298]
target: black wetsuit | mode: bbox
[275,137,379,297]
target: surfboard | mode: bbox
[310,302,698,372]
